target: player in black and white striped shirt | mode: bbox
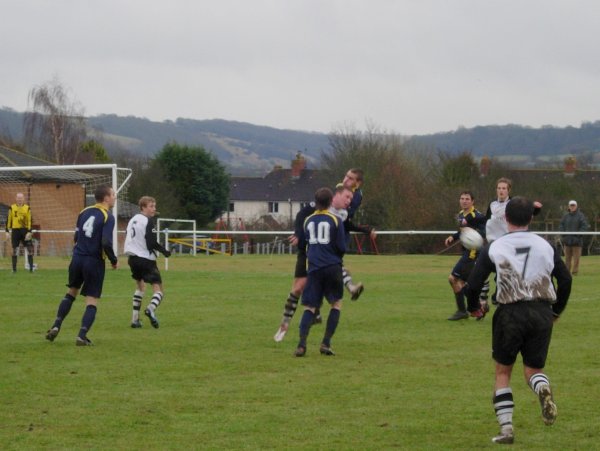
[466,196,571,445]
[483,177,543,306]
[124,196,171,329]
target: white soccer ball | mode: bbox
[460,227,484,250]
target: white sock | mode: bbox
[132,290,143,321]
[148,291,163,312]
[529,373,550,394]
[493,387,514,430]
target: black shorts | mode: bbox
[67,255,106,298]
[128,255,163,284]
[11,228,32,249]
[301,264,343,308]
[492,301,554,368]
[451,252,475,281]
[294,249,308,278]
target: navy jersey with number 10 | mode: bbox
[304,210,346,273]
[73,204,116,262]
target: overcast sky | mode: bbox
[1,0,600,135]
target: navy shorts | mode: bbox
[451,252,475,281]
[128,255,162,284]
[294,249,308,278]
[301,264,343,308]
[492,301,554,368]
[67,254,106,298]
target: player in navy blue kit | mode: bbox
[295,187,347,357]
[273,169,372,342]
[465,197,571,445]
[45,185,118,346]
[444,191,487,321]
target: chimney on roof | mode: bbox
[564,156,576,176]
[479,156,491,177]
[291,152,306,178]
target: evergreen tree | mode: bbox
[152,142,229,226]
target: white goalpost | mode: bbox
[156,218,197,270]
[0,163,132,259]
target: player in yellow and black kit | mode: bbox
[5,192,34,272]
[444,191,486,321]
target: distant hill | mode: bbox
[0,108,330,175]
[87,115,331,175]
[409,122,600,161]
[3,107,600,173]
[0,108,23,143]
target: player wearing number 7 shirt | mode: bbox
[465,196,571,444]
[45,185,118,346]
[294,187,348,357]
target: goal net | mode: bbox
[0,164,132,259]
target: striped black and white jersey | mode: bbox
[124,213,170,260]
[485,199,509,242]
[466,231,571,316]
[490,231,556,303]
[125,214,156,260]
[486,198,543,242]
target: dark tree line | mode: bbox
[411,122,600,159]
[5,78,600,242]
[322,125,600,254]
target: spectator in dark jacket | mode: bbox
[559,200,590,275]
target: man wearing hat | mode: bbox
[559,200,590,275]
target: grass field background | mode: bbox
[1,254,598,450]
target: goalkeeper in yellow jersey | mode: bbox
[5,193,34,272]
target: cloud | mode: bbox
[2,0,600,135]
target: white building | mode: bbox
[221,153,329,229]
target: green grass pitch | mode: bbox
[1,254,599,449]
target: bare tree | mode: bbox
[23,77,87,164]
[323,123,431,227]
